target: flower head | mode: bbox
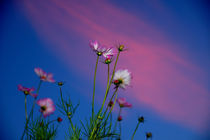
[18,84,38,98]
[108,101,114,108]
[34,68,55,83]
[117,97,132,108]
[117,44,126,52]
[57,117,63,122]
[138,116,145,123]
[37,98,55,118]
[117,116,123,121]
[89,40,106,56]
[103,47,116,59]
[113,69,131,89]
[146,132,152,138]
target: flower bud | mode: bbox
[105,58,111,64]
[97,116,103,120]
[118,45,124,52]
[58,81,64,86]
[57,117,63,122]
[117,116,122,121]
[108,101,114,107]
[138,116,144,123]
[146,132,152,138]
[67,112,72,118]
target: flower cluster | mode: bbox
[18,40,153,140]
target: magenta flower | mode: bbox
[34,68,55,83]
[18,84,38,98]
[117,97,132,108]
[89,40,106,56]
[37,98,55,118]
[103,47,116,59]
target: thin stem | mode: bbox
[103,89,118,126]
[60,87,76,133]
[89,88,118,139]
[25,95,28,121]
[131,122,141,140]
[113,107,121,135]
[21,80,42,140]
[92,55,99,116]
[60,87,66,110]
[102,88,118,119]
[98,52,120,116]
[119,122,122,139]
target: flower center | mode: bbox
[114,79,123,86]
[97,52,102,56]
[41,106,47,111]
[105,58,111,64]
[41,76,46,80]
[23,91,29,95]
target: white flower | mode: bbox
[113,69,131,89]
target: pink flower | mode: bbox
[34,68,55,83]
[18,84,38,98]
[89,40,106,56]
[103,47,116,59]
[37,98,55,118]
[117,97,132,108]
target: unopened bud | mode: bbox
[105,58,111,64]
[117,116,122,121]
[108,101,114,107]
[57,117,63,122]
[138,116,144,123]
[118,45,124,52]
[67,112,72,118]
[58,81,64,86]
[146,132,152,138]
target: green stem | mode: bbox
[60,87,76,133]
[21,80,42,140]
[89,88,118,139]
[92,55,99,117]
[101,89,119,131]
[25,95,28,121]
[119,122,122,139]
[113,107,121,136]
[98,52,120,116]
[60,87,66,110]
[131,122,141,140]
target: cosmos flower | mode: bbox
[102,47,116,64]
[117,97,132,108]
[89,40,106,56]
[103,47,116,59]
[34,68,55,83]
[113,69,131,89]
[18,84,38,98]
[37,98,55,118]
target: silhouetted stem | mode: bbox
[25,95,28,121]
[21,80,42,140]
[131,121,141,140]
[92,55,99,117]
[99,52,120,116]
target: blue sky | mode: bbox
[0,0,209,140]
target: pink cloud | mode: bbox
[19,0,209,132]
